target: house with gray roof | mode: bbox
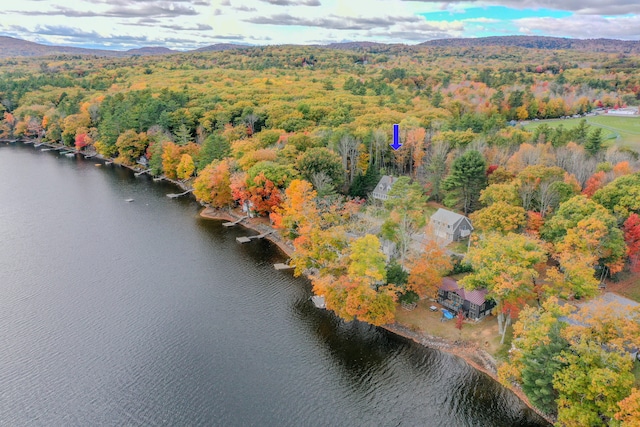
[371,175,396,201]
[437,277,495,320]
[429,208,473,244]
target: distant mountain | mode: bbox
[3,34,640,59]
[0,36,126,58]
[126,46,176,55]
[420,36,640,54]
[192,43,250,52]
[322,41,390,50]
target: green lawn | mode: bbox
[523,115,640,149]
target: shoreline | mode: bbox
[198,205,553,424]
[13,139,552,424]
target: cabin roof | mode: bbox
[440,277,488,306]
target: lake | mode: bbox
[0,143,548,426]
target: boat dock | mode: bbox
[223,216,248,227]
[167,189,193,198]
[134,169,151,177]
[274,263,293,270]
[236,231,272,244]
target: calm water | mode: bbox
[0,143,548,426]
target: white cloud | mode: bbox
[1,0,640,49]
[516,15,640,39]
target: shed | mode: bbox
[429,208,473,244]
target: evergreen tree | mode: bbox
[197,133,230,170]
[584,127,603,155]
[174,123,192,146]
[442,150,487,215]
[521,324,568,415]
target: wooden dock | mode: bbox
[274,263,293,270]
[236,231,272,244]
[167,189,193,199]
[134,169,151,177]
[223,216,248,227]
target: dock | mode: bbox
[274,263,293,270]
[134,169,151,177]
[167,189,194,199]
[236,231,272,244]
[223,216,248,227]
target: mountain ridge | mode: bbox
[2,35,640,58]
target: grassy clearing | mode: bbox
[633,362,640,387]
[523,115,640,149]
[394,298,504,356]
[607,270,640,302]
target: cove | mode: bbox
[0,143,549,426]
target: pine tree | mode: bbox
[521,325,568,415]
[584,127,603,155]
[442,150,487,215]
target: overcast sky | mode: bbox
[1,0,640,50]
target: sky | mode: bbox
[1,0,640,51]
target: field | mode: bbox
[523,114,640,149]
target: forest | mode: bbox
[1,43,639,426]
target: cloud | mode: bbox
[400,0,640,15]
[122,20,213,31]
[234,5,257,12]
[10,2,200,18]
[258,0,321,5]
[517,15,640,39]
[245,13,423,30]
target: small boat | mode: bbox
[125,198,134,202]
[311,295,326,309]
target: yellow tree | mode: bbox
[470,201,527,234]
[176,154,195,181]
[461,232,547,343]
[270,179,318,238]
[554,340,634,427]
[193,160,233,208]
[347,234,387,284]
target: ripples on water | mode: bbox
[0,144,549,426]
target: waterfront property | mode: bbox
[437,278,495,321]
[429,208,473,245]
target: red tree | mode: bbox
[582,171,606,198]
[248,173,282,216]
[75,133,91,150]
[623,213,640,272]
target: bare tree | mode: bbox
[556,143,595,186]
[371,129,387,168]
[337,134,359,186]
[242,113,258,135]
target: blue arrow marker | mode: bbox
[390,123,402,150]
